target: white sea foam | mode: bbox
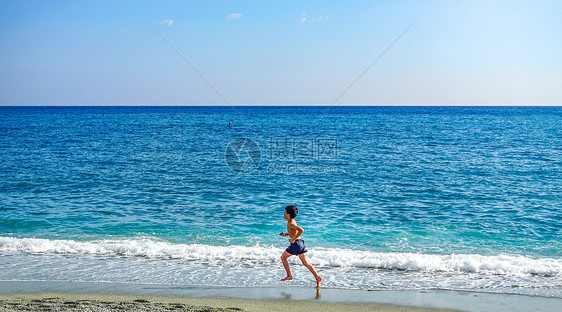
[1,236,560,277]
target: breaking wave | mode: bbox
[1,236,560,277]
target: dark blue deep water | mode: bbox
[0,106,561,295]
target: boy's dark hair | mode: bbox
[285,205,298,219]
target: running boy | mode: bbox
[280,205,322,288]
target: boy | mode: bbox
[279,205,322,288]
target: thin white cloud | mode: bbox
[228,13,242,20]
[160,19,173,26]
[300,12,331,23]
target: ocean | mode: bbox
[0,106,560,297]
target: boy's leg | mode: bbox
[280,251,293,281]
[298,253,322,288]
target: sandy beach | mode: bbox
[0,293,450,312]
[1,281,561,312]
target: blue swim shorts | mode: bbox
[285,239,308,255]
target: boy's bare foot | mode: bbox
[281,276,293,281]
[316,276,322,288]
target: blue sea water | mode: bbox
[0,106,561,296]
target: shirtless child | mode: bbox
[279,205,322,288]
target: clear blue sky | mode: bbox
[1,0,560,105]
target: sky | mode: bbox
[0,0,560,106]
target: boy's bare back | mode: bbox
[286,219,303,242]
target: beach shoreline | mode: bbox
[1,281,561,312]
[0,292,443,312]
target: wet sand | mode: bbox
[1,281,559,312]
[0,293,450,312]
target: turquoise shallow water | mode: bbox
[0,106,561,295]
